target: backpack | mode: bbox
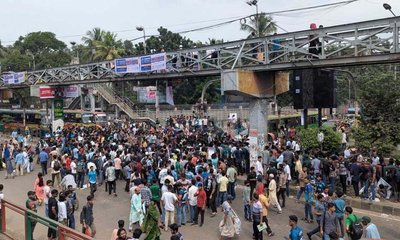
[53,160,61,171]
[349,219,363,240]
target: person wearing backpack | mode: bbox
[51,156,62,188]
[345,206,362,240]
[76,160,86,189]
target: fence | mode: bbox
[0,199,92,240]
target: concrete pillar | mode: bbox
[248,98,269,168]
[100,97,105,111]
[89,94,95,113]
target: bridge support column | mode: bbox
[248,98,269,170]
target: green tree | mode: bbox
[136,27,194,54]
[298,127,342,153]
[240,13,277,37]
[353,65,400,155]
[93,31,124,61]
[12,31,71,69]
[82,28,105,61]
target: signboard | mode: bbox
[38,85,80,99]
[39,86,55,99]
[115,53,166,74]
[54,99,64,120]
[2,72,27,84]
[137,86,166,104]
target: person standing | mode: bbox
[243,180,251,221]
[320,202,339,240]
[76,159,86,189]
[70,158,77,182]
[26,191,38,240]
[51,156,62,188]
[296,166,308,202]
[277,167,288,208]
[105,162,117,196]
[15,149,24,176]
[3,143,14,179]
[259,187,275,237]
[111,220,125,240]
[304,178,314,223]
[289,215,303,240]
[193,183,206,227]
[58,193,68,225]
[307,194,325,239]
[161,184,178,232]
[38,148,49,176]
[140,179,152,211]
[252,193,263,240]
[247,166,257,198]
[176,183,187,227]
[47,189,59,240]
[188,179,198,223]
[217,171,229,207]
[350,160,361,198]
[361,216,380,239]
[226,164,237,200]
[129,187,144,231]
[333,191,346,238]
[43,180,53,217]
[88,166,97,197]
[150,179,161,214]
[33,172,45,206]
[268,173,282,213]
[80,195,96,237]
[65,190,76,229]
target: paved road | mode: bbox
[1,166,397,240]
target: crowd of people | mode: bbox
[0,113,396,239]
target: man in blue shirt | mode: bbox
[88,166,97,197]
[39,149,49,175]
[15,150,25,176]
[333,191,346,237]
[289,215,303,240]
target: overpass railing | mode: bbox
[2,16,400,86]
[0,199,92,240]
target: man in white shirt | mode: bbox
[70,159,77,182]
[283,161,292,197]
[187,179,198,223]
[161,185,177,232]
[256,156,264,176]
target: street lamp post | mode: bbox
[383,3,397,17]
[383,3,397,80]
[246,0,259,37]
[136,26,147,54]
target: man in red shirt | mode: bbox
[193,183,206,227]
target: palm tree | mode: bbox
[93,31,124,61]
[82,28,104,47]
[82,28,105,61]
[241,12,277,37]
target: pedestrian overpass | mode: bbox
[1,16,400,88]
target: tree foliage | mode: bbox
[298,127,342,153]
[353,65,400,155]
[240,13,276,37]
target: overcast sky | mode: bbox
[1,0,400,47]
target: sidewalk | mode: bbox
[236,175,400,216]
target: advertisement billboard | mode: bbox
[115,53,166,74]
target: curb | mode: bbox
[287,187,400,217]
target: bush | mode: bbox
[297,126,342,153]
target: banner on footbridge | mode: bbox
[114,52,166,73]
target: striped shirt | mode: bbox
[140,187,152,207]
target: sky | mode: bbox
[1,0,400,47]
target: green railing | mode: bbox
[1,199,92,240]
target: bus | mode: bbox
[0,108,108,131]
